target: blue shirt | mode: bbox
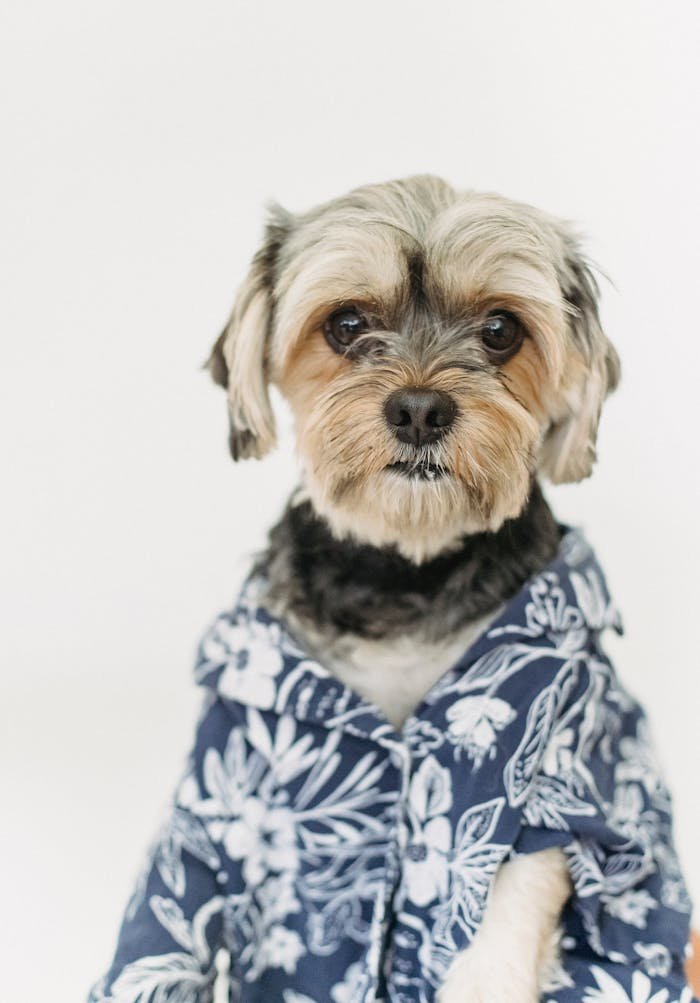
[89,528,696,1003]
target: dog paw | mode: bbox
[438,981,538,1003]
[437,956,538,1003]
[438,986,537,1003]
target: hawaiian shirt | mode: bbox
[89,528,696,1003]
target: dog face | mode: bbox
[208,175,619,560]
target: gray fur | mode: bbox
[206,176,619,641]
[256,481,561,644]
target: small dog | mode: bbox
[90,176,695,1003]
[211,174,617,1001]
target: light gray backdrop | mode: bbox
[2,2,699,1000]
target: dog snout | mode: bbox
[383,387,457,447]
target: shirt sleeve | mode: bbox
[513,643,694,993]
[87,700,227,1002]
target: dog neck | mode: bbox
[256,480,561,644]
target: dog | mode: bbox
[89,176,695,1003]
[210,174,615,1001]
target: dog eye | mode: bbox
[480,311,525,360]
[324,307,370,353]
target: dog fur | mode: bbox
[207,174,620,1001]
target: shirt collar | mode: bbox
[194,527,621,745]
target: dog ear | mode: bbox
[205,206,291,460]
[539,245,621,484]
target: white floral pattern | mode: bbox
[109,897,223,1003]
[582,964,693,1003]
[404,757,453,907]
[88,530,696,1003]
[200,618,285,709]
[445,695,516,766]
[224,798,298,885]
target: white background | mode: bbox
[2,2,699,1000]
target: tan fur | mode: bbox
[209,176,619,996]
[213,177,617,521]
[540,340,620,483]
[207,259,276,459]
[279,340,542,559]
[276,326,348,410]
[438,848,572,1003]
[272,227,407,372]
[225,288,276,456]
[212,176,617,552]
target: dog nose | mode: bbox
[383,387,457,446]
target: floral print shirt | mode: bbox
[89,529,696,1003]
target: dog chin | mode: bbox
[384,460,448,483]
[304,471,500,562]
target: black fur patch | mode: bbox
[406,251,427,306]
[256,482,561,643]
[562,257,601,350]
